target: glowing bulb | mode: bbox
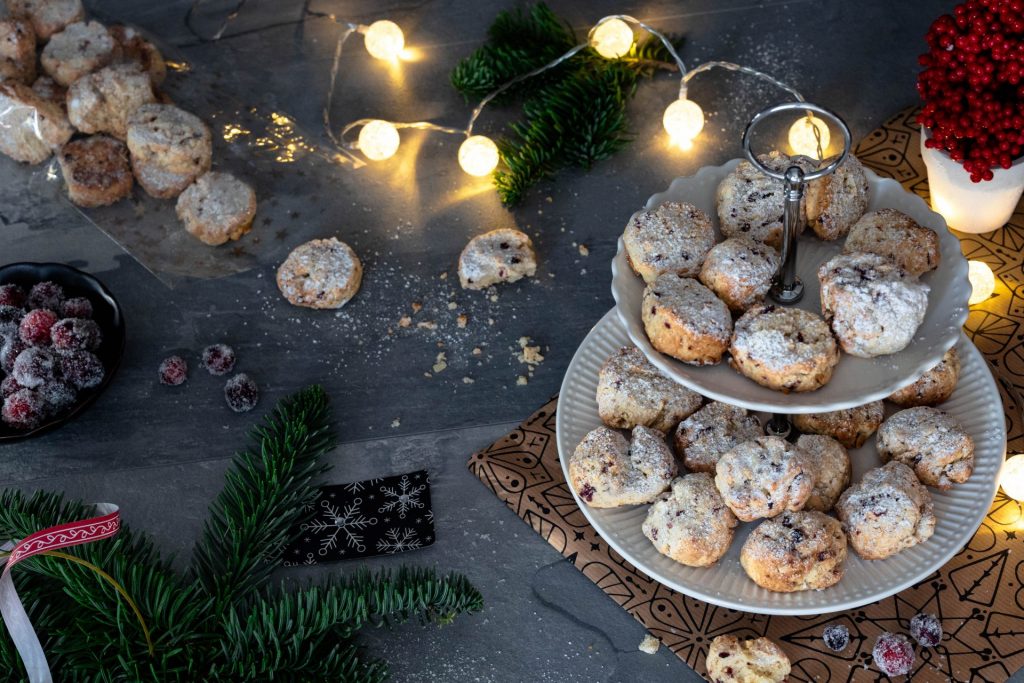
[358,120,400,161]
[458,135,499,177]
[1001,454,1024,501]
[788,115,831,158]
[591,18,633,59]
[364,20,405,61]
[663,98,704,148]
[967,260,996,305]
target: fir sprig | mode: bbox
[0,385,483,681]
[451,3,682,205]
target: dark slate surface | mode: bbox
[8,0,1015,680]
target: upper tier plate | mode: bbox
[611,160,971,413]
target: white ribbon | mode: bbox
[0,541,52,683]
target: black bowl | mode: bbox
[0,262,125,441]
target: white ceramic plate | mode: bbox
[611,161,971,414]
[556,310,1005,616]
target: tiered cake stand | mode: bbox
[555,104,1006,615]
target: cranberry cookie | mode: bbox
[674,401,762,474]
[596,345,702,432]
[796,434,851,512]
[57,135,133,207]
[642,275,731,366]
[716,151,814,248]
[0,18,36,84]
[888,347,960,407]
[876,406,974,489]
[569,425,676,508]
[706,635,791,683]
[623,201,715,283]
[276,238,362,309]
[67,64,155,139]
[843,209,940,277]
[791,401,884,449]
[740,511,847,592]
[0,81,73,163]
[642,473,737,567]
[698,237,780,311]
[40,21,117,86]
[126,103,213,198]
[176,171,257,246]
[805,153,869,241]
[714,436,813,522]
[457,228,537,290]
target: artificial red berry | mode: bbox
[201,343,236,376]
[1,375,23,398]
[0,305,23,340]
[61,297,93,319]
[39,380,76,416]
[12,347,57,388]
[0,284,25,308]
[224,373,258,412]
[909,613,943,647]
[873,632,915,677]
[2,387,45,430]
[27,281,64,311]
[59,350,104,390]
[0,338,28,373]
[50,318,101,351]
[19,309,58,346]
[158,355,188,386]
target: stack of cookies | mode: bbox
[0,1,257,247]
[569,341,974,593]
[625,151,941,394]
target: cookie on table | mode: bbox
[569,425,675,508]
[5,0,83,41]
[457,228,536,290]
[596,345,702,433]
[642,473,738,567]
[698,237,779,312]
[836,461,936,560]
[642,275,731,366]
[805,153,869,241]
[0,19,36,84]
[126,103,212,198]
[276,237,362,309]
[622,201,715,283]
[843,209,940,277]
[818,252,929,358]
[67,64,156,140]
[40,21,118,87]
[706,635,791,683]
[31,76,65,109]
[740,510,847,592]
[0,82,73,164]
[729,304,839,393]
[176,172,257,246]
[791,400,884,449]
[674,401,762,474]
[714,436,813,522]
[796,434,850,512]
[876,406,974,489]
[716,150,815,248]
[108,24,166,85]
[57,135,133,207]
[888,347,960,407]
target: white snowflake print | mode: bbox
[376,527,422,554]
[343,478,383,494]
[283,552,318,567]
[377,475,426,519]
[302,498,378,555]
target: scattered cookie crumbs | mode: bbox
[411,302,422,313]
[638,634,660,655]
[472,347,482,356]
[488,318,495,326]
[423,372,432,378]
[398,316,411,328]
[417,321,437,330]
[578,244,589,256]
[516,375,528,386]
[447,301,457,310]
[439,272,447,280]
[462,376,474,384]
[432,352,447,374]
[517,337,544,366]
[457,314,468,329]
[489,294,498,303]
[390,418,401,428]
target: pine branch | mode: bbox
[190,384,336,613]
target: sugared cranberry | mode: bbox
[873,632,915,677]
[823,624,850,652]
[2,388,44,429]
[50,318,101,351]
[61,297,93,319]
[224,373,258,412]
[1,338,28,373]
[39,381,76,415]
[0,284,26,308]
[1,375,23,398]
[579,483,596,502]
[27,281,64,311]
[202,343,236,376]
[0,305,23,340]
[19,309,58,346]
[909,613,942,648]
[12,347,56,388]
[158,355,188,386]
[59,350,104,390]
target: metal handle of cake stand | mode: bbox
[741,101,852,305]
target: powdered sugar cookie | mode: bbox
[67,64,155,139]
[642,275,731,366]
[674,401,762,474]
[31,76,65,109]
[57,134,133,207]
[569,425,676,508]
[276,237,362,309]
[706,635,791,683]
[126,103,212,198]
[623,201,715,283]
[716,151,814,248]
[0,18,36,84]
[740,511,847,592]
[642,473,737,567]
[108,24,166,85]
[5,0,83,41]
[805,153,869,241]
[40,21,117,86]
[458,228,536,290]
[843,209,940,277]
[596,345,702,432]
[876,406,974,489]
[698,236,780,311]
[795,434,850,512]
[888,347,960,407]
[176,172,257,246]
[0,81,73,164]
[791,401,884,449]
[714,436,813,522]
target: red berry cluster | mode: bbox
[917,0,1024,182]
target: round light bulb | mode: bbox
[364,20,405,61]
[358,120,400,161]
[663,98,705,148]
[458,135,499,177]
[591,18,633,59]
[1001,454,1024,501]
[968,260,996,305]
[788,115,831,158]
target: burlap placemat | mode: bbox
[468,107,1024,681]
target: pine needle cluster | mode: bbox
[451,3,682,205]
[0,386,483,681]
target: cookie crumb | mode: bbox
[417,321,437,330]
[517,337,545,366]
[462,376,474,384]
[390,418,401,428]
[516,375,528,386]
[578,244,589,256]
[638,634,660,655]
[432,352,447,374]
[439,272,447,280]
[398,316,411,328]
[471,347,482,356]
[447,301,457,310]
[457,314,468,328]
[411,302,422,313]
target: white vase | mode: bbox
[920,126,1024,234]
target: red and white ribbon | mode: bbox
[1,503,120,683]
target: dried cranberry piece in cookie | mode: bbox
[59,350,105,390]
[224,373,258,412]
[39,380,76,415]
[0,304,24,340]
[27,281,64,311]
[1,338,28,373]
[873,632,914,677]
[2,388,44,429]
[823,624,850,652]
[19,309,58,346]
[1,375,24,398]
[201,343,236,376]
[12,347,56,388]
[61,297,93,319]
[158,355,188,386]
[909,613,942,648]
[0,284,26,308]
[50,318,101,351]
